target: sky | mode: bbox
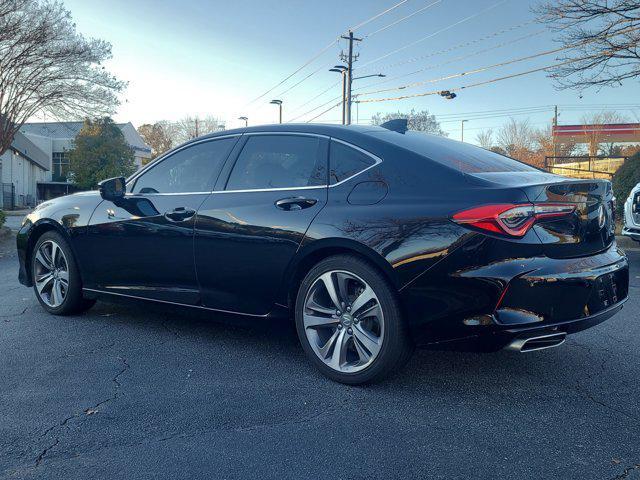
[55,0,640,144]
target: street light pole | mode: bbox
[238,116,248,127]
[270,99,283,124]
[329,65,348,125]
[461,119,468,142]
[331,68,384,126]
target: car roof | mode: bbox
[198,123,387,143]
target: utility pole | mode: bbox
[340,30,362,125]
[195,117,199,138]
[461,120,468,142]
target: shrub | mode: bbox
[612,152,640,217]
[0,209,5,227]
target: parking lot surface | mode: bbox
[1,233,639,480]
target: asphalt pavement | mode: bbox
[1,232,639,480]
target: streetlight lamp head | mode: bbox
[378,74,386,77]
[270,99,282,105]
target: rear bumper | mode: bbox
[401,241,629,348]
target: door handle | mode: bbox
[164,207,196,222]
[275,197,318,211]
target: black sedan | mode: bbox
[17,122,629,384]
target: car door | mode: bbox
[81,136,240,305]
[194,133,328,315]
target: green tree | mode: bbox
[68,118,136,189]
[612,152,640,217]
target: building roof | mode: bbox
[20,121,151,155]
[10,131,49,171]
[552,123,640,143]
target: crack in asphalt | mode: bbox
[611,464,640,480]
[0,306,28,320]
[34,356,130,467]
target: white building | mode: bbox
[0,121,151,209]
[0,131,50,209]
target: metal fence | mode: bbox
[1,183,14,210]
[544,156,627,179]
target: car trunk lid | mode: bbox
[469,172,615,258]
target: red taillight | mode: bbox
[452,203,576,237]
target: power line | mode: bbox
[288,94,342,123]
[355,25,640,98]
[355,57,584,104]
[245,0,414,111]
[305,100,343,123]
[356,44,576,97]
[286,81,342,116]
[244,38,339,107]
[360,20,536,73]
[348,0,411,32]
[353,28,546,92]
[363,0,442,38]
[275,62,332,98]
[357,0,510,69]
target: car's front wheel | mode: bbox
[295,255,413,384]
[32,231,95,315]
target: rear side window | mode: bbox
[132,138,236,194]
[370,130,538,173]
[329,140,376,185]
[226,135,326,190]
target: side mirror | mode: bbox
[98,177,126,201]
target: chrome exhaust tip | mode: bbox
[506,332,567,353]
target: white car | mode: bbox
[622,182,640,242]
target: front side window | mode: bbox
[132,138,236,194]
[226,135,326,190]
[329,141,376,185]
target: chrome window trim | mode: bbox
[329,138,383,187]
[245,131,330,139]
[124,191,211,197]
[216,133,383,194]
[123,132,383,196]
[216,185,327,194]
[126,134,242,188]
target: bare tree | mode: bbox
[580,110,629,155]
[371,109,447,136]
[138,121,175,159]
[535,0,640,90]
[0,0,126,156]
[533,125,576,158]
[497,118,535,157]
[172,115,226,144]
[476,129,494,150]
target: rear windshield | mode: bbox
[369,130,538,173]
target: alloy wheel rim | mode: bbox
[303,270,384,373]
[34,240,69,308]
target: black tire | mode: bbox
[31,231,96,315]
[295,254,413,384]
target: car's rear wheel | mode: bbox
[295,255,413,384]
[32,231,95,315]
